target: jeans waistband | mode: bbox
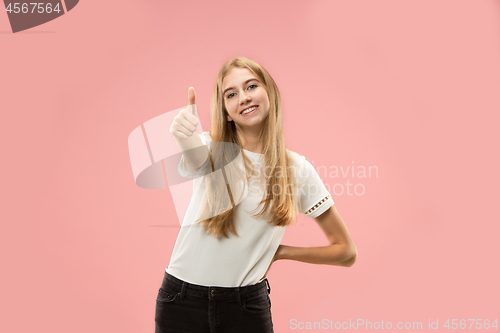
[162,271,271,302]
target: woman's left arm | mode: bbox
[278,206,357,267]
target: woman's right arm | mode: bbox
[169,87,209,170]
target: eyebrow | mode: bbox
[222,78,260,97]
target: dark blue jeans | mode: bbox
[155,271,274,333]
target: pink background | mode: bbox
[1,0,499,332]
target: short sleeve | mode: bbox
[296,156,335,219]
[177,131,212,178]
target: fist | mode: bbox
[170,87,199,139]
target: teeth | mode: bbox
[242,106,257,114]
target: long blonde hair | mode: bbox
[196,56,300,238]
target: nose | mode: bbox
[239,90,251,104]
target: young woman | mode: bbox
[156,57,357,333]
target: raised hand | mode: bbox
[170,87,199,139]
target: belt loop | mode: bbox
[179,281,187,300]
[234,287,241,306]
[265,278,271,295]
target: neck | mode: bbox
[236,127,264,154]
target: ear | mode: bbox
[226,114,233,122]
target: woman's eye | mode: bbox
[226,85,256,98]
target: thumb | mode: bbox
[188,87,196,106]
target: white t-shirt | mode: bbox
[165,131,334,287]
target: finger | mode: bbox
[178,116,197,134]
[173,130,187,139]
[172,125,191,139]
[188,87,196,105]
[180,108,199,126]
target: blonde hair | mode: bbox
[196,56,300,238]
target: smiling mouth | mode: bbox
[241,106,258,114]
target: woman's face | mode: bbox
[222,67,270,131]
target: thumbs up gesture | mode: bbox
[170,87,200,139]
